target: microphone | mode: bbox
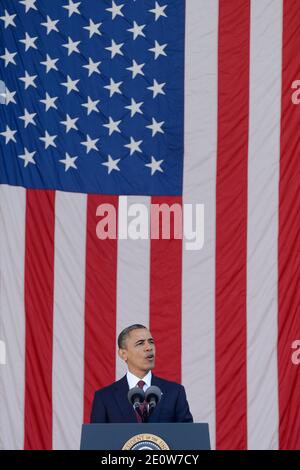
[145,386,162,414]
[127,387,145,412]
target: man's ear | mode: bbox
[118,348,127,362]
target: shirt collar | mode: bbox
[126,370,152,389]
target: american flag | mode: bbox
[1,0,300,450]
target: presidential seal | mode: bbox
[122,433,170,450]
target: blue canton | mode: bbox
[0,0,185,195]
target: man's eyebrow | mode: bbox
[134,339,145,345]
[134,337,154,345]
[134,338,154,345]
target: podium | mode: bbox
[80,423,210,450]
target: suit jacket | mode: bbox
[90,374,193,423]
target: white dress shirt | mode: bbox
[126,370,152,392]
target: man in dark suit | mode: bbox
[90,324,193,423]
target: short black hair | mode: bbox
[118,324,147,349]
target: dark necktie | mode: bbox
[135,380,146,423]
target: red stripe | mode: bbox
[84,195,118,423]
[278,0,300,450]
[216,0,250,450]
[24,190,55,450]
[150,196,182,384]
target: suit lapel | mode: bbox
[112,375,137,423]
[148,375,164,422]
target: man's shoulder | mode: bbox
[94,376,126,397]
[152,375,184,392]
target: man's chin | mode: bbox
[145,361,155,370]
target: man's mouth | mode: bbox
[146,354,154,360]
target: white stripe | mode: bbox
[116,196,151,379]
[0,186,26,449]
[182,0,218,450]
[247,0,282,450]
[52,192,87,450]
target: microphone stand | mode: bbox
[141,403,149,423]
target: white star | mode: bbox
[102,155,120,174]
[19,108,36,128]
[61,75,80,94]
[41,54,59,73]
[63,0,81,17]
[84,19,102,38]
[18,148,36,167]
[149,2,167,21]
[146,117,165,137]
[81,135,99,154]
[60,114,79,133]
[126,59,145,79]
[63,37,81,56]
[0,48,17,67]
[124,137,143,156]
[40,93,58,112]
[19,71,37,89]
[149,40,167,60]
[145,156,164,175]
[83,58,101,77]
[104,78,123,97]
[106,1,124,20]
[125,98,143,117]
[19,33,38,51]
[105,39,124,59]
[147,79,166,98]
[4,88,16,105]
[41,16,59,34]
[0,10,17,29]
[39,131,57,149]
[0,125,17,144]
[103,117,121,136]
[59,153,78,171]
[127,21,146,40]
[81,96,100,115]
[19,0,38,13]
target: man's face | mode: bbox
[118,328,155,377]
